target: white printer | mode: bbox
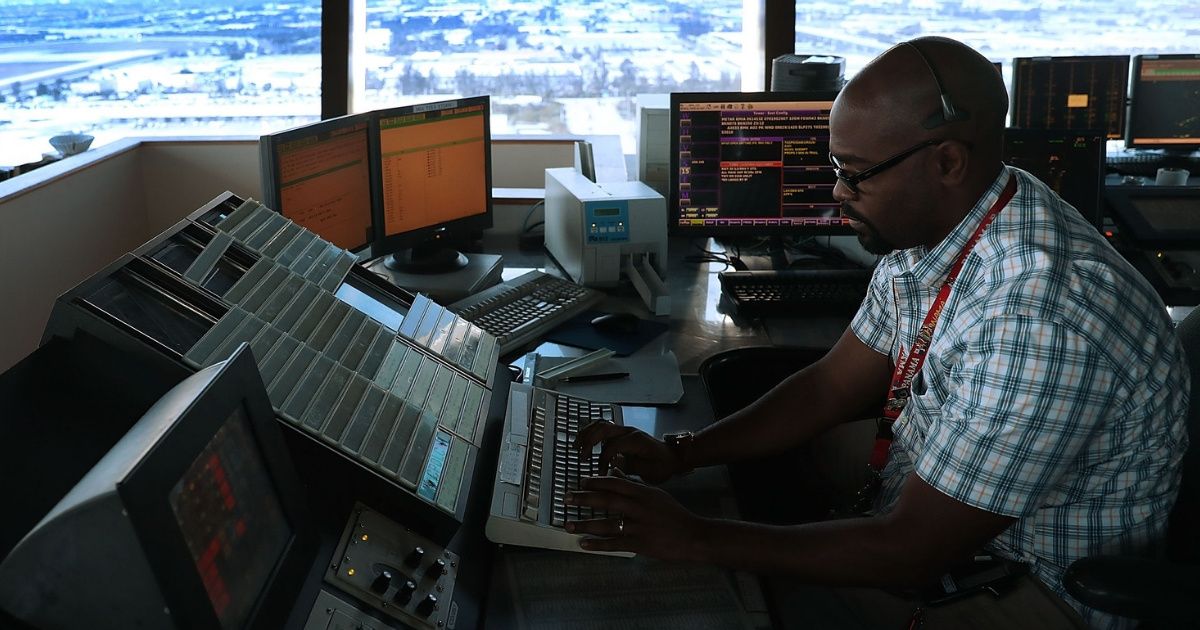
[543,167,670,315]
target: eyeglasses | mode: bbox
[828,139,943,194]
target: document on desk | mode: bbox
[543,352,684,405]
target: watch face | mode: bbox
[666,431,692,445]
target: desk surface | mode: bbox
[487,234,851,374]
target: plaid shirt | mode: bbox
[851,166,1189,628]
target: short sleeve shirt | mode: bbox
[851,166,1190,628]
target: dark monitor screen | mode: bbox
[0,346,315,629]
[669,91,850,237]
[1126,54,1200,150]
[1105,186,1200,247]
[118,346,315,629]
[259,114,374,252]
[1011,55,1130,140]
[1002,128,1106,230]
[372,95,493,272]
[168,406,291,628]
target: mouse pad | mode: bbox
[543,309,668,356]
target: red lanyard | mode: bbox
[868,174,1018,472]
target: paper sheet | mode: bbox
[542,352,684,405]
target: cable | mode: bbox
[682,240,744,270]
[520,200,544,235]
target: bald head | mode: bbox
[828,38,1010,253]
[838,37,1008,156]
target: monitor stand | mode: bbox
[366,251,504,303]
[382,243,469,274]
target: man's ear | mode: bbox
[934,139,971,185]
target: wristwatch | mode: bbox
[663,431,695,474]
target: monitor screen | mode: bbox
[118,347,316,628]
[1002,128,1106,230]
[1011,55,1130,140]
[0,347,316,629]
[669,91,850,237]
[169,406,292,629]
[1126,54,1200,150]
[372,95,493,273]
[259,114,374,252]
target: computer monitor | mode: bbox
[259,113,374,252]
[1002,128,1106,230]
[1126,54,1200,151]
[1011,55,1131,140]
[371,95,493,273]
[0,345,317,629]
[669,91,850,240]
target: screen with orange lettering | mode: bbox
[273,119,373,250]
[377,104,488,238]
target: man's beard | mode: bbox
[842,204,896,255]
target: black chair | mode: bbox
[1062,308,1200,628]
[699,346,834,524]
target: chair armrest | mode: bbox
[1062,555,1200,624]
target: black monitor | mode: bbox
[1002,128,1107,230]
[258,113,375,252]
[1126,54,1200,151]
[669,91,850,241]
[371,95,493,273]
[1011,55,1131,140]
[0,345,317,629]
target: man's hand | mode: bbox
[572,423,684,484]
[565,471,706,559]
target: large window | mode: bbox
[0,0,323,167]
[3,1,1197,170]
[792,3,1199,80]
[354,0,744,153]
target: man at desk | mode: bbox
[570,37,1189,629]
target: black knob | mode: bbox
[392,579,417,605]
[406,546,425,568]
[416,593,438,617]
[424,557,446,580]
[370,569,393,595]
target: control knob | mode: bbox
[370,569,393,595]
[393,579,417,605]
[425,558,446,580]
[405,546,425,568]
[416,593,438,617]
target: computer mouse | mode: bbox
[590,312,640,334]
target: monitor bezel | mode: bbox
[668,90,851,238]
[369,94,495,258]
[116,346,318,629]
[1001,127,1107,230]
[1125,53,1200,151]
[1010,55,1131,140]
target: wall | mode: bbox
[0,141,152,373]
[138,140,262,235]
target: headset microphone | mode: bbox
[903,41,971,129]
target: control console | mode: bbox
[306,503,460,629]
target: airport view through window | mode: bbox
[1,0,1197,169]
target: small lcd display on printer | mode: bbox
[594,207,620,217]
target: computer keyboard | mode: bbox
[448,270,604,356]
[719,268,872,317]
[486,381,631,556]
[1106,151,1200,178]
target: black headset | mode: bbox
[902,41,971,129]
